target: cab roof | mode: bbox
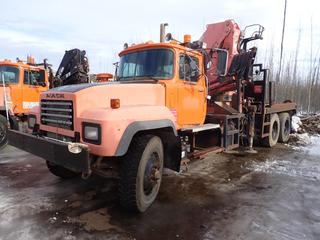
[0,60,45,71]
[119,42,202,57]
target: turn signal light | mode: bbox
[110,99,120,109]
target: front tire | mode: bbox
[46,161,79,179]
[262,113,280,147]
[119,135,164,213]
[0,115,8,150]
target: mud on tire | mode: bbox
[119,135,164,213]
[46,161,79,179]
[0,115,8,150]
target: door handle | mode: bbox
[198,89,204,92]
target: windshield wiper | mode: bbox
[118,75,160,82]
[135,75,160,82]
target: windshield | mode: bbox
[0,66,19,84]
[118,48,174,81]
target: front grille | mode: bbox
[41,100,74,130]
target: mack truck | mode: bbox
[7,20,296,212]
[0,56,49,149]
[0,49,90,149]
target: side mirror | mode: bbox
[165,33,172,42]
[113,62,119,81]
[40,82,47,87]
[216,49,228,76]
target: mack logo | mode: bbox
[46,93,65,99]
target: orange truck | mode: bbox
[0,49,92,149]
[7,20,296,212]
[0,57,49,149]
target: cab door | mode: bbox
[177,54,206,126]
[21,69,47,114]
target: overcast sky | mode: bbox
[0,0,319,74]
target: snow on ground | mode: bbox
[292,115,302,132]
[300,135,320,157]
[248,136,320,181]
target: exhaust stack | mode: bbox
[160,23,168,42]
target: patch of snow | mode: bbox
[291,133,311,145]
[301,136,320,157]
[292,115,302,132]
[0,188,53,227]
[248,159,320,181]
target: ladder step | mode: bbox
[182,123,220,133]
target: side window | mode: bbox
[179,55,199,82]
[23,70,44,86]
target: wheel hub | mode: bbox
[143,152,160,195]
[284,120,290,135]
[150,167,160,182]
[272,122,278,140]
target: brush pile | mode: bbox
[295,115,320,135]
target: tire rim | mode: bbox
[0,121,6,143]
[272,121,279,140]
[143,152,161,196]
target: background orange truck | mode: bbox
[0,49,91,149]
[7,20,296,212]
[0,57,49,149]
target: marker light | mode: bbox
[110,99,120,109]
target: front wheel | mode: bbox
[0,115,8,150]
[119,135,164,213]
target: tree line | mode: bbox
[262,26,320,114]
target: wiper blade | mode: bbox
[135,75,160,82]
[118,75,160,82]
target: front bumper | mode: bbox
[8,130,90,174]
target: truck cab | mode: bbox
[0,58,49,148]
[117,42,207,127]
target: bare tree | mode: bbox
[277,0,287,83]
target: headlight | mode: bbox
[28,115,37,129]
[82,123,101,144]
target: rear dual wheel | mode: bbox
[262,112,291,147]
[278,113,291,143]
[262,113,280,147]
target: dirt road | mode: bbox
[0,137,320,240]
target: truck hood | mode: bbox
[42,82,166,117]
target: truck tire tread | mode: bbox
[278,113,290,143]
[262,113,280,147]
[119,134,163,212]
